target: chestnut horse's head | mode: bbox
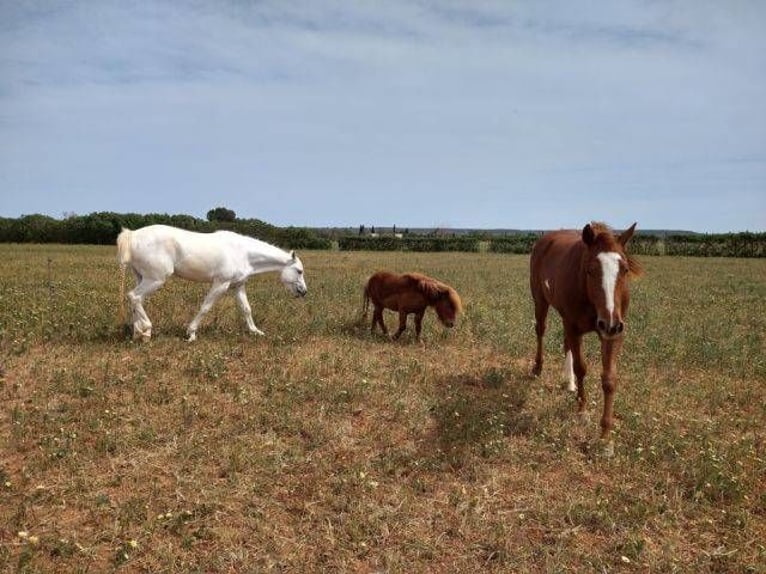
[582,222,643,340]
[418,277,463,328]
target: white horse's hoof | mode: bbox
[186,333,197,342]
[134,328,151,341]
[251,328,265,336]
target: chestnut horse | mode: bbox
[363,271,462,340]
[530,222,642,453]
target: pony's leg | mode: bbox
[532,298,549,376]
[599,336,624,454]
[413,310,426,340]
[233,283,265,336]
[393,311,408,339]
[372,306,387,336]
[186,280,231,342]
[128,277,165,340]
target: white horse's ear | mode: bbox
[290,250,296,260]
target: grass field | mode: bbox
[1,244,764,573]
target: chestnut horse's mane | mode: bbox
[408,273,463,313]
[587,221,644,278]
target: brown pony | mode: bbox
[363,271,462,340]
[530,222,643,453]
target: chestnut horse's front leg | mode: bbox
[599,336,624,444]
[565,329,587,412]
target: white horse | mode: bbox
[117,225,307,341]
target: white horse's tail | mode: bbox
[117,228,132,325]
[117,228,133,266]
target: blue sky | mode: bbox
[1,1,764,232]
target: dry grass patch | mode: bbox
[1,245,764,572]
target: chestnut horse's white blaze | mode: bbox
[117,225,307,341]
[597,252,622,324]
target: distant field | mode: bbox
[1,244,764,572]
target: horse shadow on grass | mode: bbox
[423,366,535,468]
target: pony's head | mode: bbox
[582,222,643,340]
[280,251,307,297]
[418,277,463,328]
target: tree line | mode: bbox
[0,212,331,250]
[1,212,763,257]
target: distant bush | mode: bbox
[663,233,766,258]
[338,235,480,252]
[488,234,540,254]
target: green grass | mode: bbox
[1,244,764,572]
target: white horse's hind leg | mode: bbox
[234,284,265,336]
[129,277,165,340]
[187,280,231,341]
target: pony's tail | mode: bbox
[116,228,132,325]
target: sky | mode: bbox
[1,1,764,232]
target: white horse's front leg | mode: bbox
[187,281,230,341]
[234,284,265,336]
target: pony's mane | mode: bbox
[589,221,644,278]
[446,286,463,313]
[410,273,463,312]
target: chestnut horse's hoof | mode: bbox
[601,440,615,458]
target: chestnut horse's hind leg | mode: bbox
[532,298,549,376]
[563,340,576,392]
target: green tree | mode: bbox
[206,207,236,222]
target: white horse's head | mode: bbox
[281,251,307,297]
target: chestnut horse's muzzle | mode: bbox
[597,318,624,338]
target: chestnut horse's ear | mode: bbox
[619,223,637,247]
[582,224,596,246]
